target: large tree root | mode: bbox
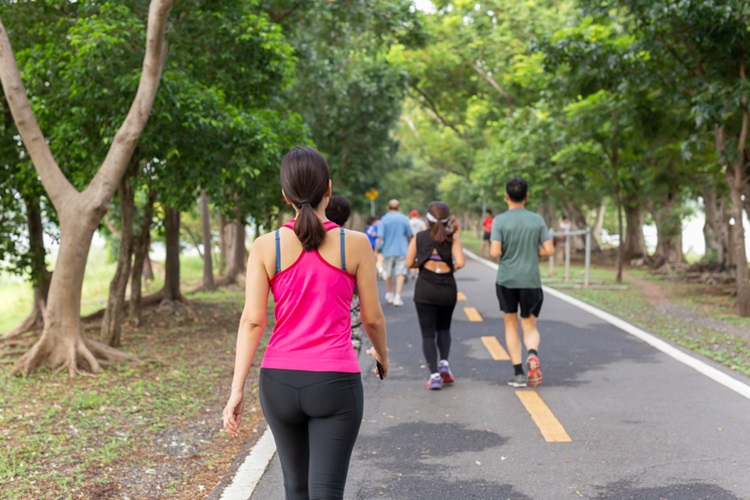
[12,333,133,378]
[2,308,44,340]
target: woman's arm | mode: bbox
[351,233,389,377]
[452,237,466,270]
[223,235,272,437]
[405,236,418,269]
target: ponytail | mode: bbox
[295,202,326,251]
[426,201,453,245]
[280,146,331,251]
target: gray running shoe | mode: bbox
[507,374,528,388]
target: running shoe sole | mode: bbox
[527,355,542,388]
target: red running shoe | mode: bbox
[527,354,542,388]
[438,360,455,384]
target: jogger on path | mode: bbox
[490,177,554,388]
[406,202,465,390]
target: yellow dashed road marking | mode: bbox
[457,292,467,301]
[480,336,510,361]
[515,391,572,443]
[464,307,482,322]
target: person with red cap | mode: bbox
[408,210,427,280]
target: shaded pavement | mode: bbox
[233,255,750,499]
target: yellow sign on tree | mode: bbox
[365,188,379,201]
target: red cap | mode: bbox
[410,210,419,217]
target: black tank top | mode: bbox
[415,231,454,272]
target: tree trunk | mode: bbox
[729,174,750,316]
[218,214,227,275]
[224,218,247,283]
[701,185,732,269]
[14,216,130,377]
[592,204,605,249]
[614,185,624,284]
[101,168,136,347]
[3,195,51,338]
[565,201,600,252]
[649,190,685,267]
[200,189,215,290]
[163,207,184,302]
[623,193,647,260]
[1,0,174,376]
[129,189,156,325]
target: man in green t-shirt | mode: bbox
[490,177,554,388]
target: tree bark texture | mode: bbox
[623,193,647,261]
[218,214,227,275]
[593,204,605,249]
[224,219,247,284]
[650,191,685,267]
[565,201,600,252]
[163,207,184,302]
[200,189,215,290]
[129,188,156,325]
[0,0,174,376]
[701,185,732,270]
[100,169,136,347]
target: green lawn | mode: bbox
[0,248,205,334]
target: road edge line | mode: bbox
[220,427,277,500]
[464,248,750,401]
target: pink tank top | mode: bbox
[261,220,359,372]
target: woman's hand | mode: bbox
[222,391,245,438]
[367,347,389,379]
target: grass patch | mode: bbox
[0,248,206,334]
[0,288,270,499]
[556,263,750,377]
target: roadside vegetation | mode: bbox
[0,254,266,499]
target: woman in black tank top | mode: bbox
[405,202,465,390]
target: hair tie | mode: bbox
[298,200,311,207]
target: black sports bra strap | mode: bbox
[275,230,281,274]
[340,228,346,271]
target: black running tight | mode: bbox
[259,368,364,500]
[415,302,456,373]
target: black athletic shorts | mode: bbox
[496,285,543,318]
[483,231,491,241]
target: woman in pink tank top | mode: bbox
[222,146,389,499]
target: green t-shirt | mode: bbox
[490,208,551,288]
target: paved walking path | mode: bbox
[217,254,750,499]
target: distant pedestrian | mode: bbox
[326,195,351,227]
[408,210,427,279]
[480,209,493,257]
[406,202,465,390]
[365,216,384,278]
[222,146,389,499]
[376,199,413,307]
[409,209,427,236]
[326,195,364,352]
[490,177,554,388]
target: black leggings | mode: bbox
[259,368,364,500]
[415,302,456,373]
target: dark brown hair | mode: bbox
[280,146,330,251]
[426,201,454,244]
[325,195,351,226]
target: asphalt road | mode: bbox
[243,256,750,500]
